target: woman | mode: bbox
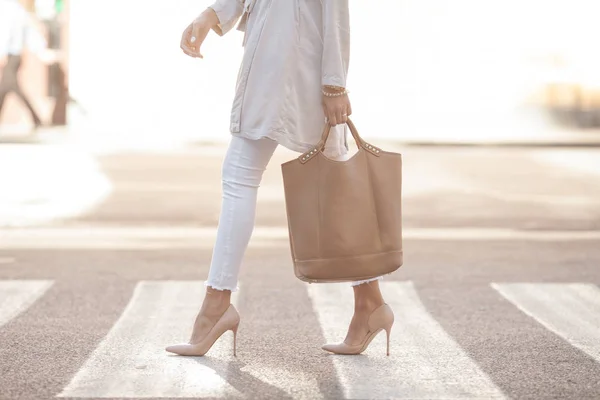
[166,0,394,357]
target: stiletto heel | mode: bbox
[321,303,394,355]
[232,323,239,357]
[166,304,241,356]
[385,325,392,356]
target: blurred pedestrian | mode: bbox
[166,0,395,358]
[0,0,54,131]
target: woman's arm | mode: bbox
[321,0,351,126]
[180,0,243,59]
[208,0,245,36]
[321,0,350,89]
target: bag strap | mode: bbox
[298,118,382,164]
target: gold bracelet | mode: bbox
[322,89,349,97]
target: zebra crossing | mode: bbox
[0,280,54,328]
[491,283,600,364]
[308,282,505,399]
[1,279,599,399]
[58,281,242,398]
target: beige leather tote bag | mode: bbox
[281,119,403,283]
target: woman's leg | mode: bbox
[343,280,386,344]
[189,135,278,344]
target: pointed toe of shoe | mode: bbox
[321,342,361,355]
[321,343,334,353]
[321,343,345,354]
[165,343,192,355]
[165,344,180,354]
[165,343,209,357]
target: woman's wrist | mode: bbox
[196,8,219,28]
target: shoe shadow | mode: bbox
[190,357,294,399]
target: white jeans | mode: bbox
[205,136,380,291]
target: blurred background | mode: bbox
[2,0,600,142]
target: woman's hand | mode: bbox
[322,87,352,126]
[180,8,219,59]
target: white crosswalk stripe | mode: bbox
[308,281,506,399]
[492,283,600,364]
[58,281,241,398]
[0,280,53,328]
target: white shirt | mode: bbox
[0,0,47,57]
[209,0,350,157]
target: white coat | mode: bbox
[209,0,350,157]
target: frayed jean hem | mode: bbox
[350,276,382,287]
[204,281,239,292]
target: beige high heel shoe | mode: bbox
[166,304,240,356]
[321,303,394,356]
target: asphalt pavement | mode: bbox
[1,143,600,399]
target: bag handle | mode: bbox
[298,118,382,164]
